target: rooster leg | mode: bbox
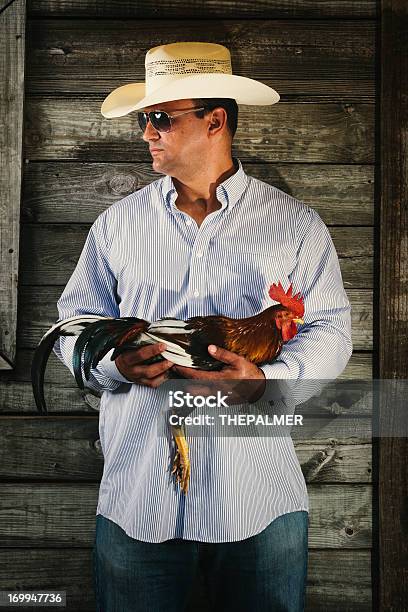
[170,423,190,494]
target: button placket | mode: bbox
[187,219,219,315]
[189,243,206,300]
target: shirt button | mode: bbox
[196,251,203,258]
[193,290,200,297]
[186,219,192,226]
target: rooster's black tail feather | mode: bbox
[74,318,149,388]
[31,315,110,413]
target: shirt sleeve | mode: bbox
[52,212,132,393]
[259,207,353,386]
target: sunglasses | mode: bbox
[137,106,206,133]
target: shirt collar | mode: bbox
[161,157,248,214]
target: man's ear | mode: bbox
[208,108,228,136]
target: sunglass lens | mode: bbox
[150,111,171,132]
[137,112,148,132]
[137,111,171,133]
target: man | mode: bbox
[53,43,352,611]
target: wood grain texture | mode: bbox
[0,417,372,483]
[0,483,371,548]
[0,0,16,14]
[378,1,408,609]
[22,161,374,225]
[0,548,371,611]
[18,224,373,289]
[16,286,373,350]
[26,1,377,19]
[25,20,375,100]
[305,550,371,611]
[0,381,93,413]
[0,0,26,369]
[23,97,375,163]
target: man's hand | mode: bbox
[115,343,174,388]
[173,344,266,404]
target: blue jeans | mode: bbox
[93,511,308,612]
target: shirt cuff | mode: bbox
[258,361,298,403]
[260,361,294,380]
[96,349,133,384]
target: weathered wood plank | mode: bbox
[0,376,372,414]
[0,352,373,414]
[22,162,374,225]
[339,352,372,379]
[0,349,374,386]
[0,548,371,611]
[305,550,371,611]
[25,20,375,100]
[0,381,94,414]
[24,98,375,163]
[0,483,371,548]
[0,350,76,384]
[19,224,373,289]
[0,417,372,483]
[16,286,372,349]
[298,442,372,484]
[26,1,378,19]
[0,0,26,369]
[379,1,408,609]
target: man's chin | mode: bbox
[152,158,169,175]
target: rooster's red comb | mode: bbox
[268,281,304,318]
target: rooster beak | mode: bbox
[293,318,304,324]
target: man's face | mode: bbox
[140,99,210,177]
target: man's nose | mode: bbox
[142,118,160,141]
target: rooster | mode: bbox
[32,281,304,493]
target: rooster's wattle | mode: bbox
[31,281,304,493]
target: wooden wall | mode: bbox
[0,1,377,610]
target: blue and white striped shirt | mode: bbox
[53,157,352,543]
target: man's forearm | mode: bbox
[258,313,352,405]
[260,316,352,382]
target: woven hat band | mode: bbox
[145,56,233,95]
[146,58,233,78]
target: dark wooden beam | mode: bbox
[24,19,375,100]
[26,1,377,19]
[378,0,408,610]
[0,0,26,369]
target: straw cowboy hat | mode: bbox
[101,41,280,118]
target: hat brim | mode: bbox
[101,74,280,118]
